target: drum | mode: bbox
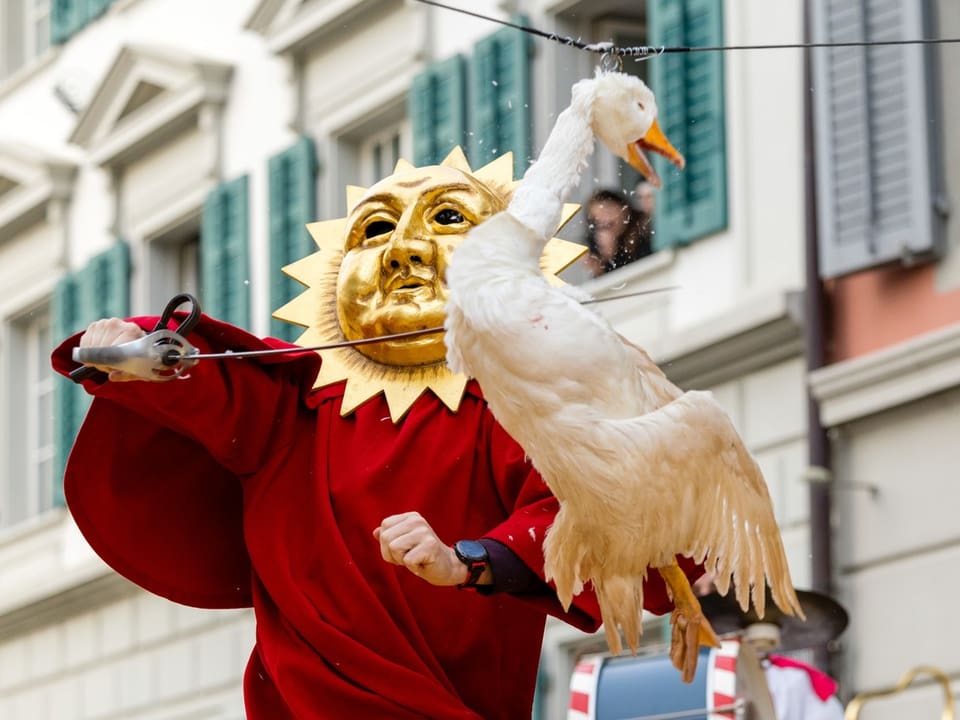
[568,640,745,720]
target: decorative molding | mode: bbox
[0,47,60,104]
[578,254,806,388]
[69,45,233,169]
[651,289,806,389]
[0,512,135,639]
[0,143,77,243]
[249,0,405,56]
[810,322,960,426]
[244,0,289,34]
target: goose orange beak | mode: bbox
[626,119,686,189]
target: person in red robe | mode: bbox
[53,156,699,718]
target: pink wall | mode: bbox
[827,264,960,362]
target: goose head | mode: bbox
[589,71,685,189]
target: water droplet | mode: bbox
[492,80,499,86]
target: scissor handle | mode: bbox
[153,293,201,335]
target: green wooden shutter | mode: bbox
[409,55,468,166]
[52,274,84,504]
[86,0,113,22]
[202,176,250,328]
[648,0,727,249]
[469,23,532,176]
[51,0,84,44]
[83,240,131,320]
[269,136,318,341]
[51,0,112,44]
[51,240,131,500]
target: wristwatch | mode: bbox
[454,539,489,589]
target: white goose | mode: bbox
[444,71,803,682]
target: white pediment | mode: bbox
[0,143,76,241]
[69,45,233,167]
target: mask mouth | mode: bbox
[625,118,686,189]
[386,273,433,296]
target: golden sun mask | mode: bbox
[337,165,506,367]
[273,148,583,422]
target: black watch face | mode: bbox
[455,539,487,563]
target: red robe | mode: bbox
[53,314,696,719]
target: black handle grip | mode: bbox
[69,365,107,383]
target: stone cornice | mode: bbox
[809,322,960,426]
[0,512,135,639]
[651,290,806,389]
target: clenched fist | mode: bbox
[374,512,489,587]
[79,318,150,382]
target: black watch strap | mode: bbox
[454,539,489,589]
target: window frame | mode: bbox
[0,0,52,80]
[2,303,56,529]
[358,120,410,187]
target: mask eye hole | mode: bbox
[365,220,395,238]
[435,209,465,225]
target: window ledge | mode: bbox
[0,47,61,103]
[576,251,805,388]
[0,509,128,636]
[579,247,677,296]
[0,506,67,548]
[809,322,960,426]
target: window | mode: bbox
[201,176,250,329]
[1,0,51,80]
[359,123,408,186]
[146,225,201,313]
[2,307,55,528]
[269,136,318,340]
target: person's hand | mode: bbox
[374,512,467,587]
[79,318,150,382]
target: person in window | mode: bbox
[53,154,701,720]
[583,188,652,278]
[633,180,657,217]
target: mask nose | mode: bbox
[383,212,435,272]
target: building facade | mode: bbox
[0,0,954,718]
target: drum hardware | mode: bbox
[615,698,745,720]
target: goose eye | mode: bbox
[365,220,395,238]
[435,209,465,225]
[637,102,646,111]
